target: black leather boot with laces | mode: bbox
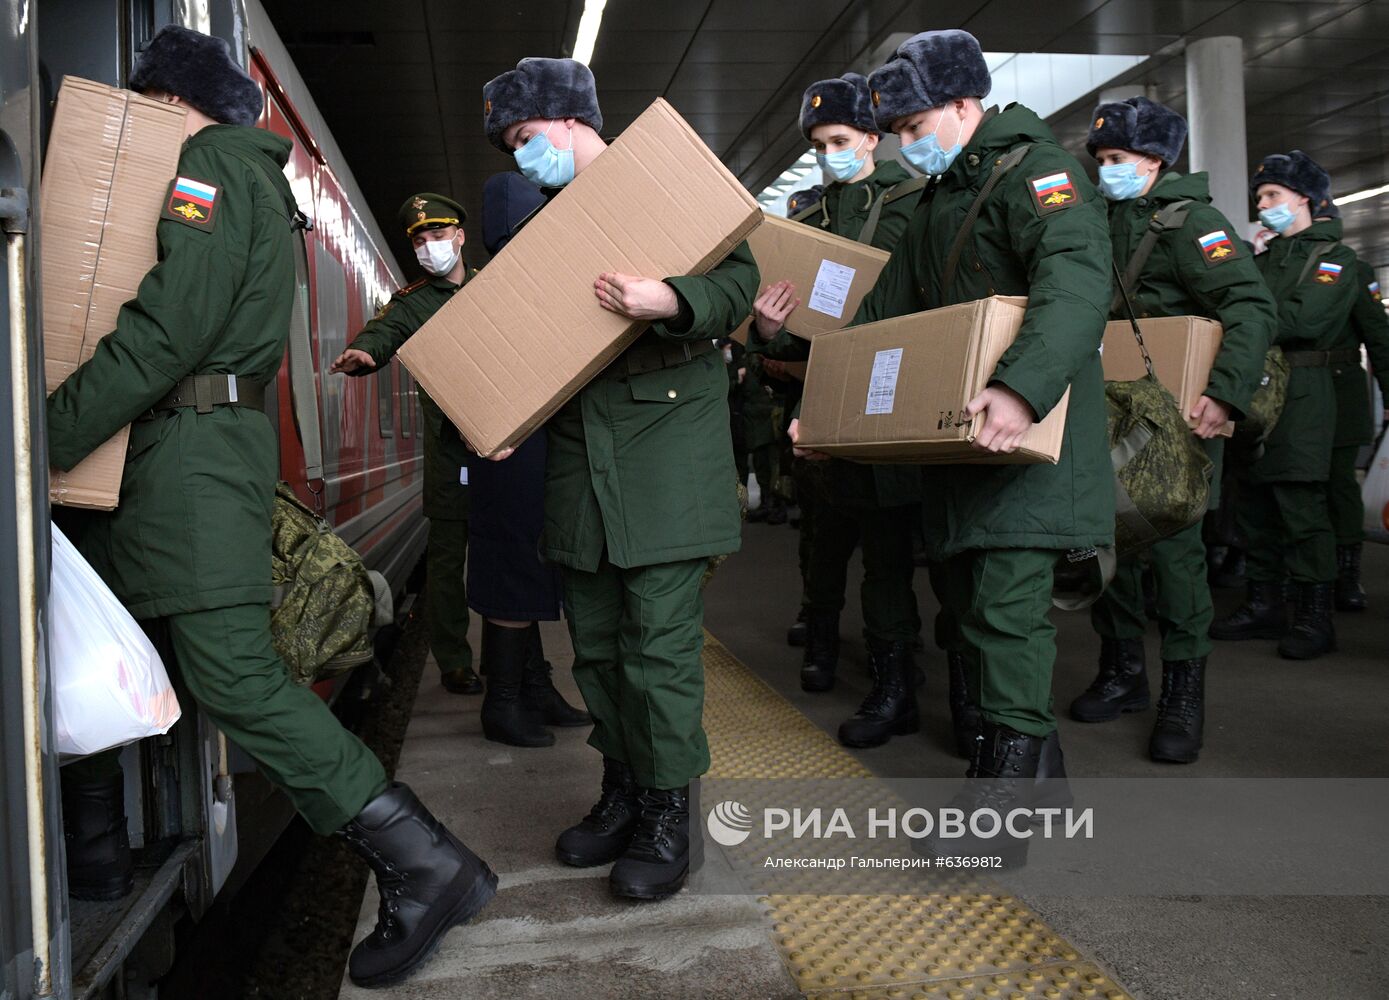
[339,783,496,988]
[1278,582,1337,660]
[520,624,591,727]
[1335,544,1367,612]
[924,721,1044,869]
[609,785,692,900]
[1069,637,1148,723]
[62,771,135,902]
[947,651,982,759]
[1149,658,1206,763]
[1210,580,1287,641]
[800,609,840,692]
[838,640,919,748]
[555,756,641,866]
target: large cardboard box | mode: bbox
[1102,316,1233,437]
[41,77,187,509]
[742,214,891,340]
[796,296,1070,464]
[399,99,762,456]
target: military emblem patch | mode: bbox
[1197,229,1238,266]
[811,94,822,108]
[161,175,219,232]
[1314,261,1343,284]
[1094,116,1104,128]
[1029,171,1080,214]
[871,90,881,106]
[1369,281,1382,302]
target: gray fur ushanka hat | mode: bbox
[1251,150,1332,213]
[800,73,879,139]
[867,30,991,129]
[483,57,603,153]
[130,24,263,126]
[1086,96,1187,167]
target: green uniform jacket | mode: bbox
[544,242,760,571]
[47,126,297,618]
[851,105,1115,558]
[1253,219,1360,483]
[1331,260,1389,447]
[1106,171,1276,506]
[346,272,473,520]
[739,366,779,450]
[757,160,926,508]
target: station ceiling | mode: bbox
[260,0,1389,270]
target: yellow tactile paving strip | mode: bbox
[701,633,1136,1000]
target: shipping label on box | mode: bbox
[1102,315,1233,437]
[797,296,1070,465]
[42,77,187,509]
[744,214,891,340]
[399,98,762,457]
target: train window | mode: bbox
[377,363,394,436]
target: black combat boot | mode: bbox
[480,622,554,747]
[1210,546,1246,589]
[1149,658,1205,763]
[1336,544,1367,612]
[925,721,1044,869]
[947,652,982,760]
[62,772,134,902]
[440,666,483,695]
[1069,637,1149,723]
[786,607,808,647]
[555,756,641,866]
[1034,730,1074,812]
[1209,581,1287,641]
[800,609,840,692]
[339,783,497,988]
[1278,582,1337,660]
[521,624,591,727]
[764,494,788,526]
[838,640,919,748]
[609,786,692,900]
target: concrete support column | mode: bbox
[1186,36,1250,229]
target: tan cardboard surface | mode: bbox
[797,296,1069,464]
[41,77,186,509]
[745,214,890,340]
[398,98,762,457]
[1102,316,1233,437]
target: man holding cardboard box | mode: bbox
[750,72,930,748]
[46,27,495,987]
[1074,98,1275,763]
[483,57,759,900]
[827,30,1113,859]
[1212,152,1364,661]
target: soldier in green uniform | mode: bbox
[331,193,481,696]
[794,31,1113,857]
[749,73,933,749]
[482,57,759,899]
[1212,152,1361,660]
[1074,97,1276,763]
[1326,255,1389,610]
[47,27,493,987]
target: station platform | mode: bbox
[339,523,1389,999]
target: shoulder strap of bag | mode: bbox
[1111,258,1156,380]
[1109,198,1193,314]
[1297,240,1340,285]
[243,157,325,492]
[856,174,931,246]
[941,143,1033,298]
[789,199,828,227]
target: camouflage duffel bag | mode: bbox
[270,482,375,685]
[1106,377,1214,558]
[1231,346,1289,454]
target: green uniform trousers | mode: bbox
[927,561,961,655]
[1090,520,1213,660]
[942,548,1059,738]
[1238,480,1338,584]
[561,554,710,789]
[805,502,917,643]
[426,517,473,676]
[747,443,778,500]
[64,604,386,835]
[1327,444,1365,546]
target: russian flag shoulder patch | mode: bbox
[162,175,220,232]
[1369,281,1381,302]
[1196,229,1238,266]
[1314,260,1343,284]
[1027,170,1081,215]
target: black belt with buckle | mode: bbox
[1284,349,1360,368]
[146,373,266,416]
[618,338,716,378]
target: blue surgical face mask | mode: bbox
[1259,201,1297,233]
[514,121,575,189]
[815,134,869,183]
[898,110,963,176]
[1098,161,1148,201]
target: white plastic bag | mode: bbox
[50,523,181,757]
[1364,431,1389,544]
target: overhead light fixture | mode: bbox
[1334,183,1389,207]
[572,0,608,65]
